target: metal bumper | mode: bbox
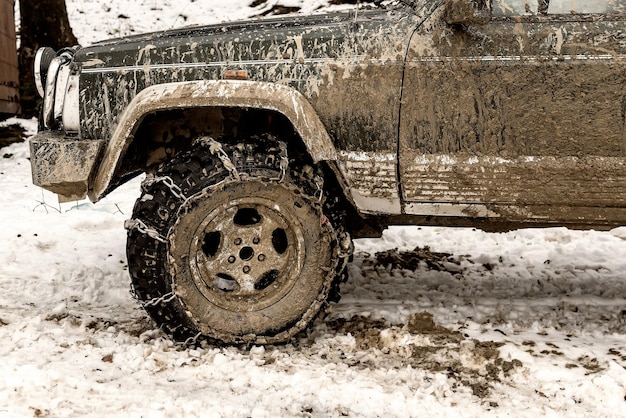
[30,131,104,202]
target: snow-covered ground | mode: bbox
[3,1,626,416]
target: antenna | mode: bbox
[355,0,360,23]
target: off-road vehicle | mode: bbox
[30,0,626,344]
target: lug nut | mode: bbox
[243,266,251,274]
[228,256,236,264]
[253,237,260,244]
[258,254,266,262]
[234,238,242,245]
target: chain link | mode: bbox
[278,141,289,182]
[130,283,178,308]
[197,136,241,181]
[183,331,203,346]
[124,219,167,243]
[143,175,187,200]
[141,292,177,307]
[313,174,325,201]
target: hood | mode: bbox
[73,7,409,69]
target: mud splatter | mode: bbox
[45,311,156,339]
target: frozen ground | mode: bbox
[4,1,626,416]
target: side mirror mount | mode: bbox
[443,0,491,25]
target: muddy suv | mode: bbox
[30,0,626,344]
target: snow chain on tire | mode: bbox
[126,135,351,345]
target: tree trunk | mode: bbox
[17,0,78,117]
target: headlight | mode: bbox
[35,47,78,129]
[34,47,57,98]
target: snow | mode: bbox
[4,1,626,416]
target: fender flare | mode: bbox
[89,80,338,201]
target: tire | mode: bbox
[126,137,342,344]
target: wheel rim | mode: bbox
[175,184,306,312]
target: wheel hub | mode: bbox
[173,182,306,312]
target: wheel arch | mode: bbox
[88,80,338,201]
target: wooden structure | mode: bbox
[0,0,19,118]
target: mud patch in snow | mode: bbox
[371,246,464,275]
[307,312,523,400]
[0,123,24,149]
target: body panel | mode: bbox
[75,9,419,208]
[399,2,626,226]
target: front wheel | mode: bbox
[126,138,344,344]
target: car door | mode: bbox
[399,0,626,228]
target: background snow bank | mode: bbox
[3,1,626,416]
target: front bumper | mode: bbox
[30,131,104,202]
